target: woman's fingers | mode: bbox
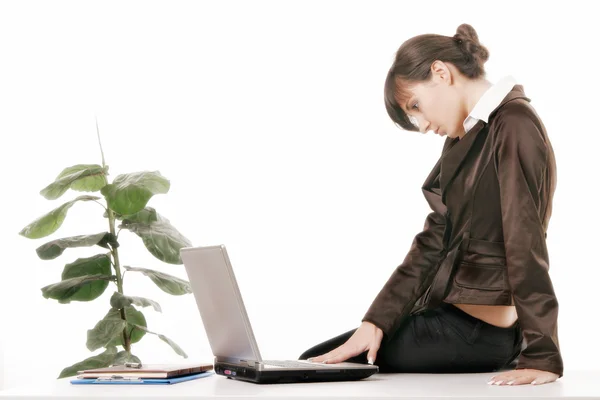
[323,353,351,364]
[366,341,381,364]
[323,344,362,364]
[308,345,353,364]
[306,323,383,365]
[307,347,340,363]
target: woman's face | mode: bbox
[399,61,467,139]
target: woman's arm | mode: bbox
[362,208,446,339]
[493,106,563,378]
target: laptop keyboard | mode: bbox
[263,360,331,368]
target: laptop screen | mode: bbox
[181,245,263,365]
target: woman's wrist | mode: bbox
[362,321,383,335]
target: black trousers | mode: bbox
[298,302,523,373]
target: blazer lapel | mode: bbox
[440,119,486,197]
[422,136,457,190]
[421,159,444,214]
[421,137,456,214]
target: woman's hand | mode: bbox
[488,369,560,386]
[307,321,384,364]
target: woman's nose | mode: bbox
[412,115,430,134]
[409,114,430,134]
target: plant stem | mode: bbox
[108,208,131,352]
[97,118,131,353]
[95,115,106,167]
[93,199,107,212]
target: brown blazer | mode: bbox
[362,85,563,377]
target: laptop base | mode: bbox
[214,362,378,384]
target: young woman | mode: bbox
[298,23,563,386]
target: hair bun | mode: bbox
[454,23,489,63]
[455,23,479,43]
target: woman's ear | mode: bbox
[430,60,453,86]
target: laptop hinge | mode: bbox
[241,360,257,367]
[217,356,258,368]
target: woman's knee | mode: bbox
[297,328,358,360]
[298,348,318,360]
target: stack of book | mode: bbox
[70,363,214,385]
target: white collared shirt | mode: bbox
[463,75,518,134]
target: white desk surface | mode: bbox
[0,370,598,400]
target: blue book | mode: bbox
[70,371,214,385]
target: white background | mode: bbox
[0,0,597,390]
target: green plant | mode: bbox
[19,120,193,378]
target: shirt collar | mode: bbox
[463,75,518,134]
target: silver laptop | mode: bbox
[180,245,378,383]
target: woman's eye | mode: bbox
[412,103,419,110]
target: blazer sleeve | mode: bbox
[361,208,446,339]
[493,109,564,377]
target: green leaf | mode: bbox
[104,207,158,223]
[40,164,108,200]
[65,165,108,192]
[100,171,170,215]
[86,317,127,352]
[121,207,160,224]
[157,334,187,358]
[110,291,162,312]
[58,254,112,303]
[35,232,117,260]
[120,217,191,264]
[124,266,191,295]
[57,347,117,379]
[112,351,141,366]
[19,195,100,239]
[106,306,147,347]
[131,324,188,358]
[41,273,115,303]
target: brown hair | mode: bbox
[384,23,490,131]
